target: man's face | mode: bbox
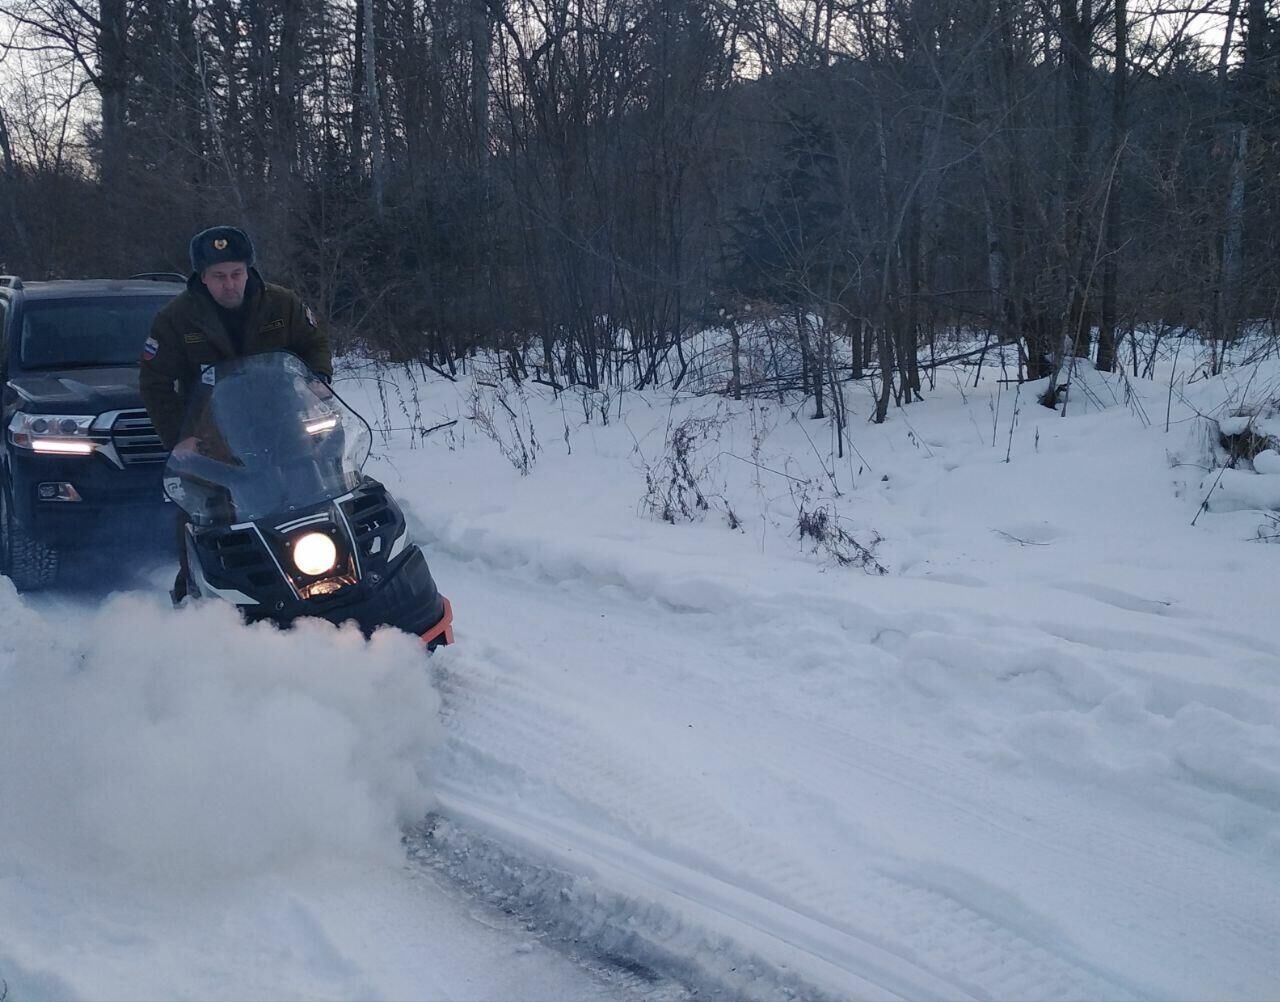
[202,261,249,309]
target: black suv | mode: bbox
[1,275,184,589]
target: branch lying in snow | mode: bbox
[421,362,457,382]
[363,420,457,437]
[1192,464,1232,528]
[991,529,1052,546]
[420,419,458,438]
[716,450,810,484]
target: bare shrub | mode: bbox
[792,487,887,574]
[1216,409,1280,469]
[576,386,614,426]
[640,413,740,530]
[470,380,541,476]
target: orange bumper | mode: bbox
[420,596,454,648]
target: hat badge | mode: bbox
[213,238,228,250]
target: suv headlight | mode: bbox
[8,413,99,455]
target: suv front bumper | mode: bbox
[9,448,170,547]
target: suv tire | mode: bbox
[0,483,59,590]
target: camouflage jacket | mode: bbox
[139,270,332,448]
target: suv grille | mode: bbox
[111,410,167,466]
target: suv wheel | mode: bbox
[0,483,60,590]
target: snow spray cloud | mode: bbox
[0,582,442,878]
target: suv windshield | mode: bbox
[19,297,172,369]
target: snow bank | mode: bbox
[0,582,441,879]
[1254,448,1280,474]
[1203,467,1280,512]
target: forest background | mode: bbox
[0,0,1276,417]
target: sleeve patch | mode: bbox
[304,305,317,328]
[142,337,159,361]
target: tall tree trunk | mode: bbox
[395,0,424,181]
[730,316,742,399]
[1043,0,1094,406]
[175,0,204,186]
[800,310,825,418]
[470,0,490,168]
[275,0,302,181]
[874,322,895,424]
[98,0,129,196]
[0,106,30,260]
[1216,123,1248,349]
[1218,0,1243,83]
[364,0,384,219]
[1097,0,1127,373]
[848,315,864,381]
[984,183,1008,345]
[351,0,366,183]
[903,194,923,399]
[1064,0,1093,356]
[246,0,271,183]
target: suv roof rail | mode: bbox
[0,275,23,289]
[128,272,186,283]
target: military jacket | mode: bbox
[139,270,333,448]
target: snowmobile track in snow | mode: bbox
[426,649,1142,1002]
[411,510,1280,1001]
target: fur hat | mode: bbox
[189,226,255,274]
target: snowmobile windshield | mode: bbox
[162,352,372,524]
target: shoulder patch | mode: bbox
[304,305,317,328]
[142,337,159,361]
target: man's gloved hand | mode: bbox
[171,435,200,457]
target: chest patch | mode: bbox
[260,318,286,333]
[185,332,205,344]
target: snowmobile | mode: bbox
[162,351,453,647]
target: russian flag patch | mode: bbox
[141,337,158,361]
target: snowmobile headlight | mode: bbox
[292,531,338,576]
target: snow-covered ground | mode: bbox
[2,338,1278,1000]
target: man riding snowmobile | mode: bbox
[139,225,331,603]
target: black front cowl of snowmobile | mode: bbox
[187,478,453,646]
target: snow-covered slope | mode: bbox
[1,343,1277,1000]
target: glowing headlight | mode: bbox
[32,439,95,455]
[306,415,339,435]
[292,531,338,576]
[8,412,97,453]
